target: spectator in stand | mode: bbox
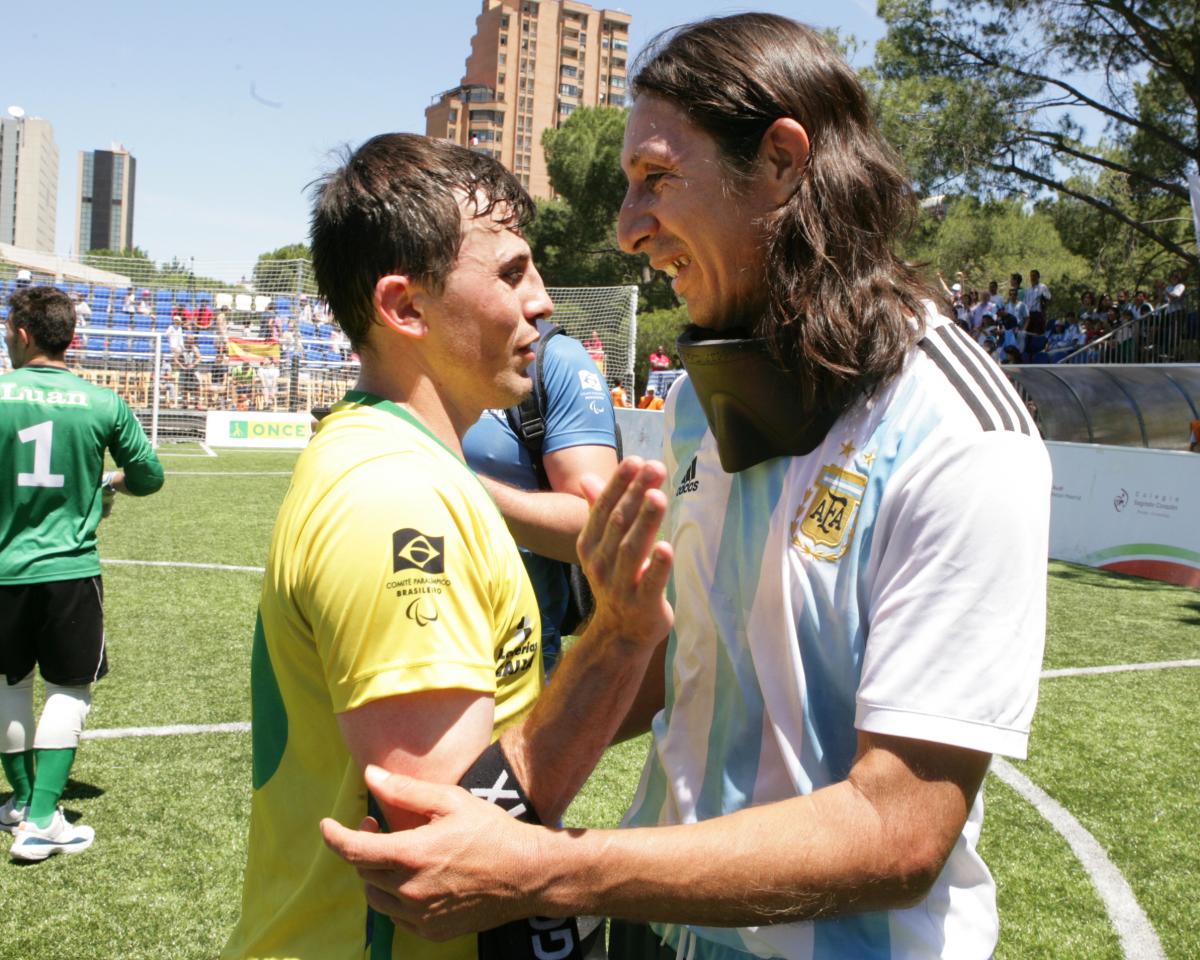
[178,335,202,409]
[167,314,185,360]
[1046,318,1076,352]
[1023,269,1051,335]
[996,311,1025,358]
[637,383,664,410]
[999,345,1022,365]
[214,305,230,341]
[71,293,92,328]
[258,356,279,409]
[973,296,995,332]
[196,302,214,329]
[987,278,1003,305]
[160,351,179,408]
[583,328,606,374]
[611,382,630,408]
[180,301,196,330]
[208,340,229,408]
[1189,419,1200,453]
[136,291,153,318]
[232,362,254,410]
[15,269,33,289]
[648,344,672,371]
[296,292,314,328]
[1003,287,1028,329]
[122,290,137,322]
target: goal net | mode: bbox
[1,262,638,441]
[546,285,638,393]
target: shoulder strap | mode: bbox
[504,318,562,490]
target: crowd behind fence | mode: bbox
[1,267,637,442]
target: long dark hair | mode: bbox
[631,14,930,413]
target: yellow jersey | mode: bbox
[223,391,542,960]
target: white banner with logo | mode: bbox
[1047,441,1200,587]
[205,411,313,448]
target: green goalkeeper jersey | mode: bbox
[0,365,164,585]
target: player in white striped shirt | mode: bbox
[324,15,1050,960]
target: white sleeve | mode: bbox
[857,430,1051,758]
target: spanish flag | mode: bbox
[227,337,280,365]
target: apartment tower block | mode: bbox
[75,145,137,256]
[426,0,630,199]
[0,110,59,254]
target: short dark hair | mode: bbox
[309,134,534,350]
[6,286,75,355]
[631,14,931,414]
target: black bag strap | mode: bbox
[505,317,563,491]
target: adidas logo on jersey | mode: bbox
[675,456,700,496]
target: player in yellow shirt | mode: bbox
[224,135,673,960]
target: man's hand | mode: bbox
[576,456,673,648]
[321,765,545,941]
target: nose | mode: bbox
[617,183,654,255]
[524,266,554,322]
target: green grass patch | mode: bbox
[0,454,1194,958]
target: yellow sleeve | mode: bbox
[300,452,502,714]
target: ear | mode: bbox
[758,118,810,205]
[374,274,426,340]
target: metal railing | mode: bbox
[1055,292,1199,365]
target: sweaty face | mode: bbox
[618,96,777,330]
[417,203,552,417]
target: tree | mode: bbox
[874,0,1199,271]
[530,106,676,310]
[252,243,317,295]
[902,197,1091,308]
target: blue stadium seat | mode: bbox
[300,320,316,337]
[133,338,152,355]
[133,315,152,331]
[110,337,129,354]
[155,316,171,332]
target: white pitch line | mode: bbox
[165,470,292,477]
[200,442,217,457]
[1042,659,1200,678]
[83,722,249,741]
[991,758,1166,960]
[102,558,265,573]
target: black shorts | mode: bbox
[0,577,109,686]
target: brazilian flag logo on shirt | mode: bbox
[792,464,868,561]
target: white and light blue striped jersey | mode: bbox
[624,309,1050,960]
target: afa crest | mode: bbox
[791,464,868,561]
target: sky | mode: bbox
[3,1,885,282]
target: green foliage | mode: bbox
[632,304,689,395]
[904,198,1091,310]
[874,0,1200,273]
[82,247,226,291]
[530,107,676,311]
[252,243,317,296]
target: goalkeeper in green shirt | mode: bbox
[0,285,163,861]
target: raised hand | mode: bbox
[576,456,673,649]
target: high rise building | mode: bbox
[75,145,137,255]
[426,0,631,198]
[0,108,59,254]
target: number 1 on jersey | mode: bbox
[18,420,66,488]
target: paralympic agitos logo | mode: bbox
[393,529,445,573]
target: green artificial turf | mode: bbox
[0,450,1194,958]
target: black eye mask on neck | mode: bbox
[676,325,840,473]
